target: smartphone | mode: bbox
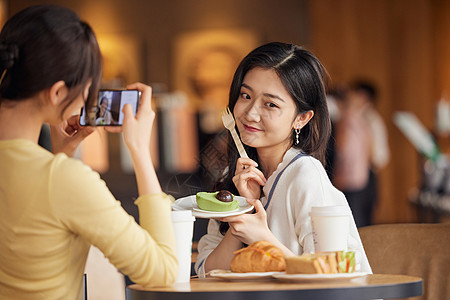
[80,89,140,126]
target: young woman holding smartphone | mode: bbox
[0,5,177,299]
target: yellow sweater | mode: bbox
[0,139,177,300]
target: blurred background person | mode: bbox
[333,80,390,227]
[325,84,347,181]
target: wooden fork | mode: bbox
[221,107,248,158]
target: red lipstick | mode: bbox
[243,124,261,132]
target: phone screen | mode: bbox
[80,90,140,126]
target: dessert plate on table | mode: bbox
[209,269,282,280]
[192,207,239,214]
[172,195,253,218]
[272,272,369,283]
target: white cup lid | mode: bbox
[171,210,196,222]
[309,205,351,217]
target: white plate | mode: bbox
[272,272,369,282]
[192,207,239,214]
[172,195,254,218]
[209,269,282,280]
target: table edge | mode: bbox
[126,274,423,300]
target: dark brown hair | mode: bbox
[0,5,102,114]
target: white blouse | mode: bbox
[195,147,372,275]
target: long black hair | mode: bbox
[215,42,331,234]
[0,5,102,115]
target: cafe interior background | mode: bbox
[3,0,450,238]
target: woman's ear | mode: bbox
[292,110,314,129]
[293,110,314,130]
[48,80,68,106]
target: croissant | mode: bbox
[230,241,286,273]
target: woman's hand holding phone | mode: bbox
[117,83,154,153]
[50,115,95,157]
[108,82,161,195]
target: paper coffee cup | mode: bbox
[171,210,195,283]
[309,206,350,252]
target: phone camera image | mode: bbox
[80,90,140,126]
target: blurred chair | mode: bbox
[82,273,87,300]
[359,223,450,300]
[84,246,126,300]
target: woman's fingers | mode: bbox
[233,170,266,186]
[104,126,122,133]
[126,82,152,118]
[50,117,95,157]
[235,158,266,183]
[236,157,258,171]
[233,165,266,185]
[219,200,261,223]
[70,126,95,144]
[121,103,135,126]
[106,83,151,133]
[232,167,265,199]
[120,82,156,152]
[218,214,243,223]
[233,158,266,199]
[227,199,269,244]
[248,198,266,217]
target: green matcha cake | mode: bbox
[196,190,239,212]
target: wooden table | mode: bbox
[126,274,423,300]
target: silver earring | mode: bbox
[295,128,300,145]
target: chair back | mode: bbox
[359,223,450,300]
[83,273,87,300]
[84,246,125,300]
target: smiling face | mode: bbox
[233,67,299,153]
[100,97,108,112]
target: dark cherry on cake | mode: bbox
[216,190,233,202]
